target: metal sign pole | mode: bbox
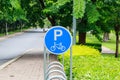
[62,54,64,66]
[72,17,76,45]
[47,52,50,64]
[70,47,72,80]
[44,46,47,80]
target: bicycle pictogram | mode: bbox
[50,42,66,51]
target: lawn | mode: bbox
[86,32,119,52]
[58,48,120,80]
[61,54,120,80]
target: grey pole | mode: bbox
[44,46,47,80]
[5,22,8,35]
[72,17,76,45]
[47,52,50,64]
[62,54,64,66]
[70,47,72,80]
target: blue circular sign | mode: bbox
[44,26,72,55]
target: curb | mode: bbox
[0,56,22,70]
[0,49,33,70]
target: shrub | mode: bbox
[64,45,100,57]
[85,43,102,52]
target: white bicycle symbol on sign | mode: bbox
[50,42,66,51]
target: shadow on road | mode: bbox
[21,51,57,62]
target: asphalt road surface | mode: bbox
[0,28,45,65]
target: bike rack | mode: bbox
[46,61,67,80]
[44,47,67,80]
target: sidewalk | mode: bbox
[102,46,115,54]
[0,49,57,80]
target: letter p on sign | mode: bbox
[54,30,62,41]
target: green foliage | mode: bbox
[98,0,120,29]
[72,56,120,80]
[10,0,21,9]
[60,45,100,58]
[58,54,120,80]
[43,0,70,14]
[10,0,27,21]
[86,3,100,23]
[73,0,85,19]
[86,43,102,52]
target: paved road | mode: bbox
[0,29,45,65]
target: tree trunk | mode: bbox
[20,21,23,32]
[39,0,56,26]
[5,22,8,35]
[47,16,56,26]
[103,32,110,42]
[78,32,86,45]
[115,25,119,58]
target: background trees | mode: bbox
[0,0,120,57]
[0,0,27,35]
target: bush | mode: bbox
[64,45,100,57]
[85,43,102,52]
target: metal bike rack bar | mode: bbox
[46,61,67,80]
[46,70,67,79]
[47,65,64,73]
[47,61,64,69]
[47,75,66,80]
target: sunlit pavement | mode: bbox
[0,28,44,65]
[0,29,57,80]
[102,46,115,54]
[0,49,57,80]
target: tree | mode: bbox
[75,0,101,44]
[97,0,120,57]
[106,0,120,57]
[41,0,72,26]
[0,0,27,35]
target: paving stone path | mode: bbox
[0,49,57,80]
[102,46,115,54]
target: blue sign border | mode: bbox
[44,26,72,55]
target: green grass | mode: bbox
[85,32,119,52]
[0,33,5,37]
[59,54,120,80]
[86,33,101,44]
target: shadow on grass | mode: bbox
[101,53,120,58]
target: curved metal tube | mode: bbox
[46,70,67,79]
[47,61,63,69]
[47,75,66,80]
[47,65,64,73]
